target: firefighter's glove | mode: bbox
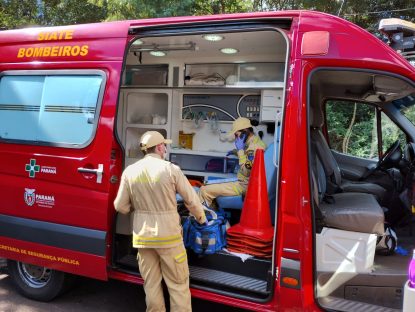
[234,134,246,151]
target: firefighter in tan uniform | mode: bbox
[114,131,206,312]
[199,117,266,207]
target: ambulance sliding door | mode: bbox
[0,70,114,280]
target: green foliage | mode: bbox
[193,0,251,15]
[41,0,106,25]
[0,0,39,29]
[327,101,378,159]
[342,0,415,37]
[381,113,407,153]
[99,0,252,20]
[327,101,407,160]
[101,0,195,20]
[0,0,106,28]
[401,105,415,126]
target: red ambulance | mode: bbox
[0,10,415,311]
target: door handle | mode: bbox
[78,164,103,184]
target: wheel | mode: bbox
[7,260,71,301]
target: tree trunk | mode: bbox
[369,112,377,158]
[342,103,357,153]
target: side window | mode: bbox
[381,112,406,153]
[326,101,378,159]
[326,101,406,159]
[0,72,104,147]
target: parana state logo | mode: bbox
[24,188,55,208]
[24,188,36,206]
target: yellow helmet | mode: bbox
[228,117,252,136]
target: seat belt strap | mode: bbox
[311,170,319,207]
[311,170,325,221]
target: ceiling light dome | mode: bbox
[244,66,257,71]
[220,48,239,54]
[203,34,224,42]
[150,51,166,57]
[132,39,143,45]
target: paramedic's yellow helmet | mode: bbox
[228,117,252,136]
[140,131,172,150]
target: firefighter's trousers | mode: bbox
[137,243,191,312]
[198,181,245,207]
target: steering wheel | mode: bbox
[377,140,401,170]
[361,140,401,179]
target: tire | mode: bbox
[7,260,72,302]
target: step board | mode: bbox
[116,254,269,296]
[319,296,401,312]
[189,266,268,295]
[187,250,270,280]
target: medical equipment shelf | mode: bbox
[124,124,169,129]
[184,62,284,88]
[182,170,235,180]
[170,148,236,157]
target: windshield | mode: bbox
[393,93,415,125]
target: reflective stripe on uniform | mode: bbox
[133,234,182,246]
[239,154,247,163]
[174,251,187,263]
[231,183,243,195]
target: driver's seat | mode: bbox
[310,104,386,201]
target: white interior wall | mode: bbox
[117,30,285,163]
[118,85,276,159]
[170,89,274,154]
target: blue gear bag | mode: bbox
[182,208,227,255]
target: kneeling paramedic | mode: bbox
[114,131,207,312]
[199,117,266,207]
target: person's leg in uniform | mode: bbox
[198,181,244,207]
[158,243,191,312]
[137,248,166,312]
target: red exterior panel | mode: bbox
[0,10,414,311]
[1,236,107,280]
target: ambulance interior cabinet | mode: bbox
[125,91,169,125]
[260,89,283,122]
[125,127,168,165]
[122,89,172,166]
[123,64,168,86]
